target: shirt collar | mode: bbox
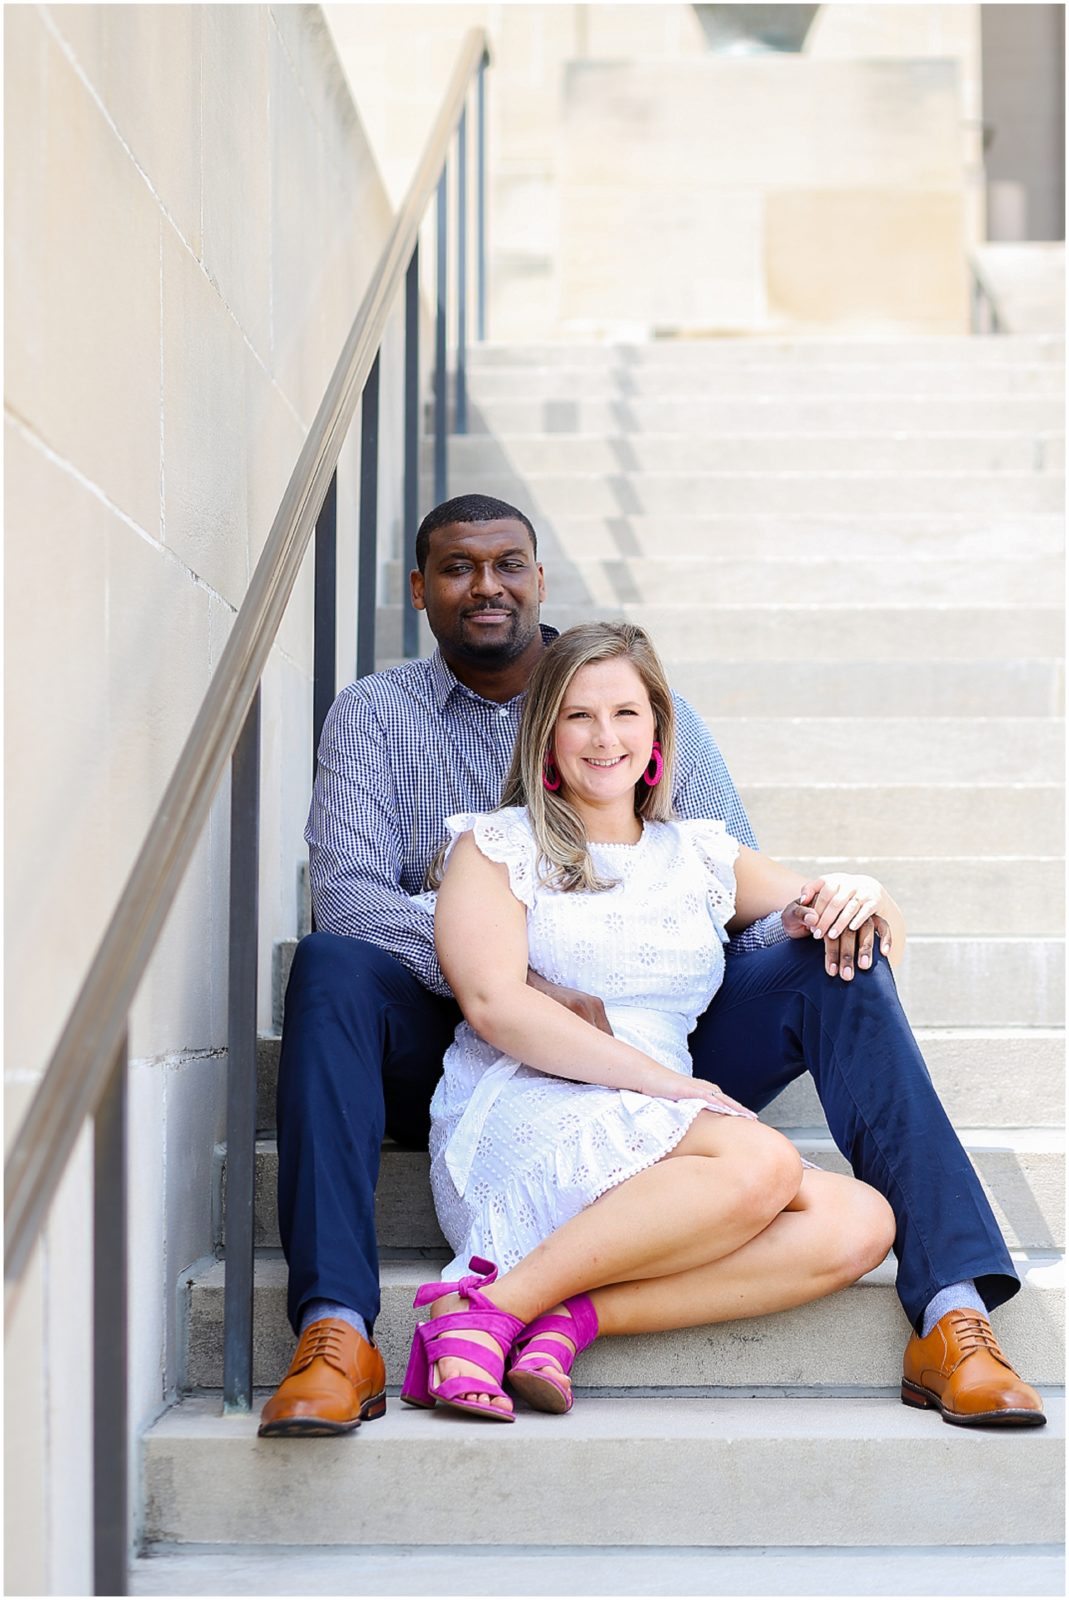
[430,623,560,712]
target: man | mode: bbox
[259,493,1043,1437]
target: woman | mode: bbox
[402,622,899,1421]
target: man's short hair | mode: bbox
[415,494,538,572]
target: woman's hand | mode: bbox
[737,851,906,978]
[783,875,897,980]
[798,874,886,941]
[651,1075,758,1119]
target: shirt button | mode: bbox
[499,707,508,716]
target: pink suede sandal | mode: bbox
[505,1293,599,1414]
[400,1257,525,1423]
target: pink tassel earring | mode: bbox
[542,751,561,792]
[642,740,663,788]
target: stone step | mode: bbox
[143,1392,1065,1548]
[225,1127,1064,1257]
[428,470,1064,517]
[531,603,1065,662]
[672,659,1064,718]
[387,554,1066,608]
[464,365,1066,400]
[787,858,1064,935]
[253,1029,1066,1139]
[457,394,1066,436]
[897,940,1065,1027]
[466,337,1065,367]
[376,605,1067,676]
[708,717,1063,786]
[526,512,1066,563]
[742,783,1063,858]
[280,794,1062,953]
[127,1541,1069,1599]
[432,433,1063,476]
[374,654,1066,719]
[271,928,1064,1033]
[184,1252,1064,1393]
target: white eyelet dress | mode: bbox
[425,806,754,1279]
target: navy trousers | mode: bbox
[275,933,459,1333]
[276,930,1018,1336]
[689,937,1018,1329]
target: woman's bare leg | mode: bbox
[522,1171,896,1401]
[429,1112,803,1411]
[597,1170,896,1329]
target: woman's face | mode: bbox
[551,657,656,815]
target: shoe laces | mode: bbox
[947,1311,1008,1365]
[294,1321,350,1373]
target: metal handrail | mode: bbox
[969,254,1003,335]
[8,24,488,1595]
[4,26,488,1309]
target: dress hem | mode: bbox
[441,1094,721,1279]
[582,1095,710,1211]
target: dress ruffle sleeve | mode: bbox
[440,807,539,910]
[679,818,740,929]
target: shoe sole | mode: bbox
[507,1366,572,1415]
[400,1390,516,1422]
[258,1391,387,1438]
[901,1378,1047,1428]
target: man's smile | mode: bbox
[464,606,515,624]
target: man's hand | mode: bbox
[526,967,614,1035]
[781,899,817,941]
[785,879,893,981]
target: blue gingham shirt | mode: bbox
[307,627,784,996]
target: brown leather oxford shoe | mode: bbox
[258,1318,387,1438]
[902,1309,1046,1427]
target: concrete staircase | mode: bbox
[140,336,1064,1589]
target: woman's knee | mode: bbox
[723,1121,804,1225]
[830,1181,897,1286]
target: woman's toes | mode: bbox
[435,1354,512,1412]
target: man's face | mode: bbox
[411,519,545,668]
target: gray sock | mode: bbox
[920,1280,987,1337]
[299,1299,370,1343]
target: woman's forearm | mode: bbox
[462,981,698,1100]
[437,831,719,1103]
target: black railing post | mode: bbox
[357,353,381,678]
[403,247,421,659]
[456,104,468,434]
[435,166,448,504]
[223,686,260,1414]
[477,56,487,342]
[94,1031,128,1597]
[312,470,338,781]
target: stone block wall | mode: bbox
[4,6,397,1588]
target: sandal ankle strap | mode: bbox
[514,1292,599,1358]
[412,1255,500,1311]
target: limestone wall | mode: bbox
[4,6,397,1588]
[325,2,983,338]
[558,55,969,335]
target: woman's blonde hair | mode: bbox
[500,620,676,893]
